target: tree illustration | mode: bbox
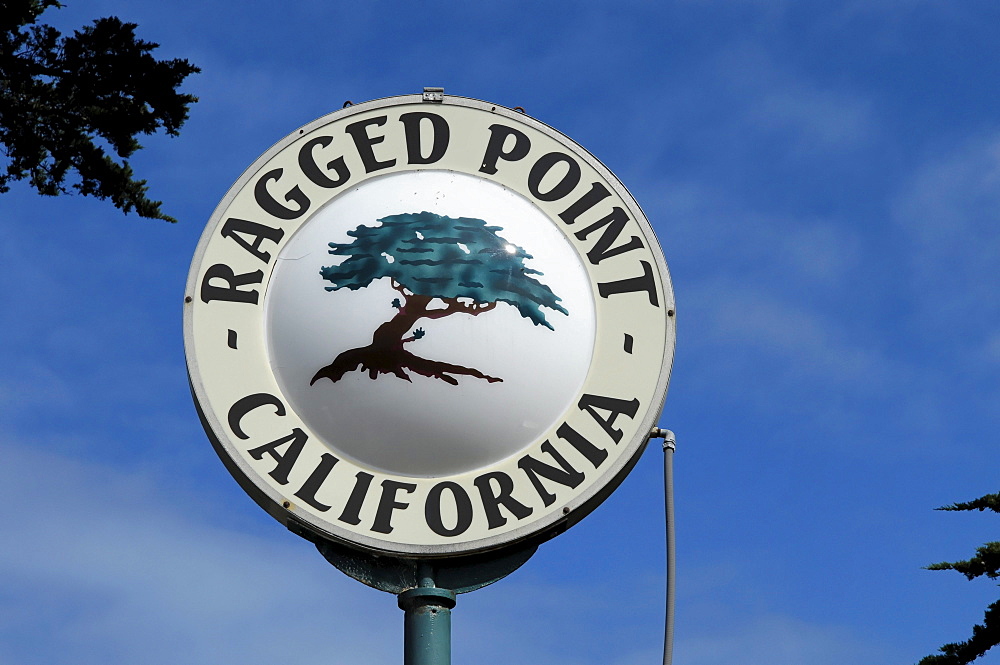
[310,211,568,386]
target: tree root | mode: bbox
[311,346,502,386]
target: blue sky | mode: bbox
[3,1,1000,663]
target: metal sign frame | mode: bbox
[184,93,676,558]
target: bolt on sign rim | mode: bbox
[184,93,676,557]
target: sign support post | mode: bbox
[398,564,456,665]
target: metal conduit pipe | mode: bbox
[650,427,677,665]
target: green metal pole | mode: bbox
[398,566,456,665]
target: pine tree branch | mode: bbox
[938,493,1000,514]
[0,1,198,221]
[927,542,1000,581]
[920,492,1000,664]
[917,600,1000,665]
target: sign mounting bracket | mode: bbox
[422,86,444,102]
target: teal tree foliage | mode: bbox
[0,0,199,222]
[311,211,568,386]
[918,492,1000,665]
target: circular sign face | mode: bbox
[184,94,676,557]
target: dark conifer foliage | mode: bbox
[919,493,1000,665]
[0,0,198,221]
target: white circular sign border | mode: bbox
[184,94,676,557]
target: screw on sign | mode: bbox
[184,90,675,664]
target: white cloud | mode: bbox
[895,134,1000,285]
[646,177,864,289]
[674,613,899,665]
[836,0,969,19]
[690,280,889,387]
[893,131,1000,362]
[0,362,75,417]
[580,43,881,185]
[747,85,874,153]
[0,441,398,665]
[449,566,905,665]
[638,177,879,388]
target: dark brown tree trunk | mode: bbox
[310,294,502,386]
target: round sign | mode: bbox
[184,93,676,557]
